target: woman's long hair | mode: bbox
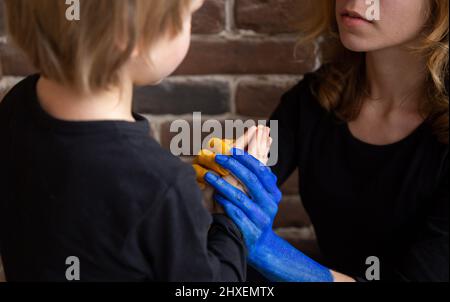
[297,0,449,144]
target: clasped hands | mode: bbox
[192,126,282,265]
[192,126,334,282]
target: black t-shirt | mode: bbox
[270,72,449,281]
[0,75,246,282]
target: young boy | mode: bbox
[0,0,247,281]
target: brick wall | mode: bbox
[0,0,321,276]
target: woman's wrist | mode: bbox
[248,230,334,282]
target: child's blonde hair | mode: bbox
[4,0,192,94]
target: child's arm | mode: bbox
[124,166,247,281]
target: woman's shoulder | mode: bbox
[283,71,319,100]
[273,68,330,122]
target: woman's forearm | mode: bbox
[250,231,355,282]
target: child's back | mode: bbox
[0,0,246,281]
[0,74,246,282]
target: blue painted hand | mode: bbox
[205,148,333,282]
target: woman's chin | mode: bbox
[340,35,378,53]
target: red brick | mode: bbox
[133,80,230,115]
[143,118,157,139]
[160,118,226,154]
[0,0,5,36]
[192,0,225,34]
[235,0,309,34]
[280,169,299,195]
[236,79,297,117]
[175,39,315,75]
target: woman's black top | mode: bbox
[270,72,449,281]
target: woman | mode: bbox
[200,0,448,281]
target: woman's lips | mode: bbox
[340,14,372,27]
[340,9,373,27]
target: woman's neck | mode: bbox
[36,77,135,122]
[347,45,429,146]
[365,46,427,111]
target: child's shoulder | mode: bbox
[0,74,38,112]
[127,136,194,187]
[104,138,199,213]
[1,74,196,205]
[115,129,199,193]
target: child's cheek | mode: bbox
[174,18,193,65]
[161,18,192,78]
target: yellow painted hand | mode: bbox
[192,138,233,189]
[192,125,272,191]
